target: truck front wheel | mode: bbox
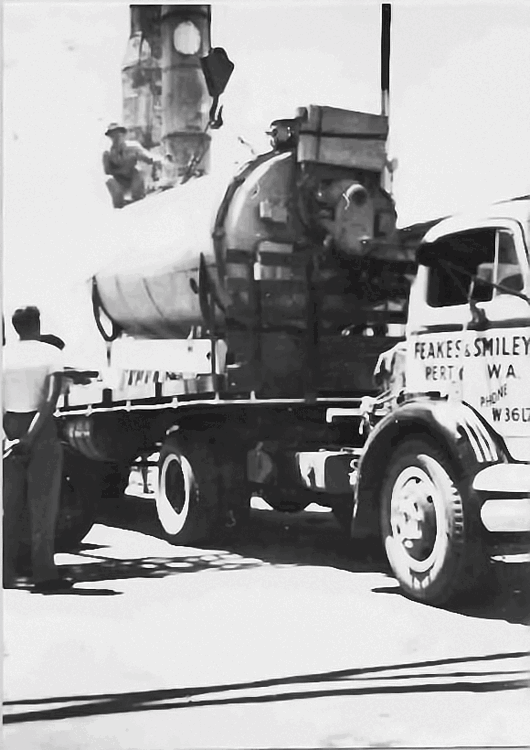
[156,435,219,545]
[380,438,488,606]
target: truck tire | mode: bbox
[332,501,354,533]
[156,435,219,545]
[55,453,104,552]
[101,463,131,499]
[380,438,489,606]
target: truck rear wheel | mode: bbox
[156,435,219,545]
[380,438,489,606]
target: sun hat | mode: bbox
[105,122,127,136]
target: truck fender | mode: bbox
[351,397,509,539]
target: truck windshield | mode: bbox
[421,227,530,307]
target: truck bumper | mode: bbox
[473,464,530,533]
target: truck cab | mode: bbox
[354,196,530,604]
[407,196,530,461]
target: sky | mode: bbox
[3,0,530,362]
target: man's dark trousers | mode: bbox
[3,412,63,584]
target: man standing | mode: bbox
[3,306,71,592]
[103,122,162,208]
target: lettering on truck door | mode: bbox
[406,223,530,460]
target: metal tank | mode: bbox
[93,107,408,341]
[94,170,228,339]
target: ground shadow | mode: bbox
[76,542,110,552]
[94,494,530,624]
[59,549,268,584]
[372,570,530,627]
[31,587,121,597]
[4,650,529,724]
[99,494,389,574]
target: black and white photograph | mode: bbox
[2,1,530,747]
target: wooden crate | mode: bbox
[297,105,388,171]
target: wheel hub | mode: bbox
[391,470,437,563]
[164,459,186,514]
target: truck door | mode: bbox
[406,220,530,461]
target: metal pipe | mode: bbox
[380,3,391,118]
[122,6,162,148]
[160,4,212,182]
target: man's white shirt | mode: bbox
[3,341,64,413]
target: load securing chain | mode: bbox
[180,95,229,184]
[180,120,213,185]
[182,45,234,182]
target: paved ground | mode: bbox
[3,490,530,749]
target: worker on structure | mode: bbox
[103,122,162,209]
[2,306,72,592]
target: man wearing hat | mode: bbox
[3,307,97,592]
[3,306,68,591]
[103,123,162,208]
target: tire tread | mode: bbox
[381,437,490,606]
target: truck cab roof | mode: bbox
[421,196,530,247]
